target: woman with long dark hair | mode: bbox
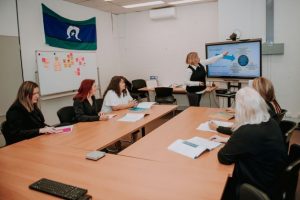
[73,79,108,122]
[1,81,57,145]
[101,76,137,113]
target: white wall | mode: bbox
[0,0,18,36]
[15,0,120,124]
[117,2,219,86]
[219,0,300,118]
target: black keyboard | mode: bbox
[29,178,88,200]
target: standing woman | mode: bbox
[185,51,228,106]
[101,76,138,113]
[1,81,57,145]
[73,79,108,122]
[217,87,287,200]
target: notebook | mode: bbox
[168,136,221,159]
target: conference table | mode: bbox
[0,141,229,200]
[139,86,219,109]
[26,105,177,151]
[119,107,234,174]
[0,106,234,200]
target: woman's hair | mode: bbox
[252,77,281,113]
[186,52,199,66]
[15,81,39,112]
[103,76,127,98]
[233,87,270,131]
[73,79,95,102]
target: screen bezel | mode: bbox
[205,39,262,79]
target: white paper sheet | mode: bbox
[117,113,146,122]
[196,120,233,133]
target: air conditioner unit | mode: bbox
[149,7,176,20]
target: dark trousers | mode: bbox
[187,93,202,106]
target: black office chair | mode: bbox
[278,109,288,121]
[239,183,270,200]
[95,98,103,112]
[155,87,176,104]
[279,120,297,150]
[281,144,300,200]
[131,79,148,100]
[57,106,76,126]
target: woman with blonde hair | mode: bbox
[1,81,58,145]
[209,77,282,135]
[252,77,282,118]
[216,87,287,200]
[185,51,228,106]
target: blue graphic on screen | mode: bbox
[206,41,261,78]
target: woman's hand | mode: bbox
[98,112,109,121]
[209,135,229,143]
[222,51,229,56]
[128,99,138,108]
[39,127,59,134]
[208,121,218,131]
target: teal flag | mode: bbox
[42,4,97,50]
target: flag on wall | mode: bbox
[42,4,97,50]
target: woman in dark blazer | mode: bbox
[1,81,57,145]
[73,79,108,122]
[215,87,287,200]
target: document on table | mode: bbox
[135,102,156,109]
[117,113,146,122]
[196,120,233,133]
[168,136,221,159]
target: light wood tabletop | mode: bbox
[119,107,234,175]
[0,141,228,200]
[25,105,177,151]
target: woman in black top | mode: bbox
[209,77,282,135]
[185,51,227,106]
[73,79,108,122]
[215,87,287,200]
[1,81,57,145]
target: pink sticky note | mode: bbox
[42,58,46,62]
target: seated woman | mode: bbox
[210,77,282,135]
[101,76,138,113]
[1,81,58,145]
[216,87,287,200]
[73,79,108,122]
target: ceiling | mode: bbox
[64,0,216,14]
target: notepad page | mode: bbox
[117,113,145,122]
[196,120,233,133]
[136,102,156,109]
[168,139,207,159]
[187,137,221,151]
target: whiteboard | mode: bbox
[36,50,98,96]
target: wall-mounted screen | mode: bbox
[205,39,262,79]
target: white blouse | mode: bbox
[101,89,133,113]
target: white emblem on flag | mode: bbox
[66,26,81,41]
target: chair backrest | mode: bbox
[279,120,297,146]
[95,98,103,112]
[289,144,300,164]
[278,109,287,121]
[281,159,300,200]
[155,87,173,98]
[240,183,270,200]
[132,79,147,91]
[57,106,76,124]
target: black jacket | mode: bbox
[1,101,46,145]
[218,119,287,199]
[186,64,206,93]
[73,96,100,122]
